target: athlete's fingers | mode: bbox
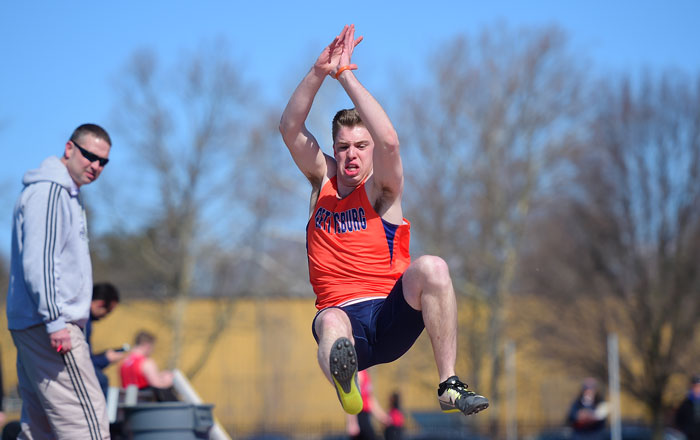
[338,25,349,42]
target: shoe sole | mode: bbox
[440,399,489,415]
[464,401,489,415]
[329,337,362,415]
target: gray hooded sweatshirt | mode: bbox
[7,156,93,333]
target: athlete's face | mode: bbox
[333,125,373,188]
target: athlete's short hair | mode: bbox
[332,108,364,143]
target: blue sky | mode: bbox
[1,0,699,256]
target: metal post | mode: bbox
[607,334,622,440]
[505,340,517,440]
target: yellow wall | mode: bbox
[0,297,656,436]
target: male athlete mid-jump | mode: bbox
[279,24,489,417]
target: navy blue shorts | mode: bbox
[312,276,425,371]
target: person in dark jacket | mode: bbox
[675,374,700,440]
[567,378,607,440]
[86,282,125,396]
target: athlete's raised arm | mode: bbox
[279,28,349,187]
[335,25,403,204]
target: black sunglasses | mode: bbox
[71,140,109,166]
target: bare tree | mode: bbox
[523,72,700,437]
[92,42,309,376]
[399,25,587,433]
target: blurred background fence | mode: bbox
[2,296,691,439]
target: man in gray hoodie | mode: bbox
[7,123,112,439]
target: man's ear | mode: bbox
[64,141,74,159]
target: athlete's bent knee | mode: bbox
[315,308,352,338]
[415,255,451,286]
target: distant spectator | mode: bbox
[567,378,607,440]
[674,374,700,440]
[0,354,19,440]
[0,349,5,428]
[86,282,126,396]
[1,421,21,440]
[384,391,405,440]
[346,369,391,440]
[120,331,177,401]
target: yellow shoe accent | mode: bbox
[333,372,363,415]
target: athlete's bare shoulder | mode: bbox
[366,174,403,223]
[307,155,337,218]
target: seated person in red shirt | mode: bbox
[120,330,176,401]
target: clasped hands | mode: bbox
[314,24,364,79]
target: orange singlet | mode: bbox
[306,177,411,310]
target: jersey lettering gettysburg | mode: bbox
[306,177,411,310]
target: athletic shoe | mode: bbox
[329,337,362,415]
[437,376,489,415]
